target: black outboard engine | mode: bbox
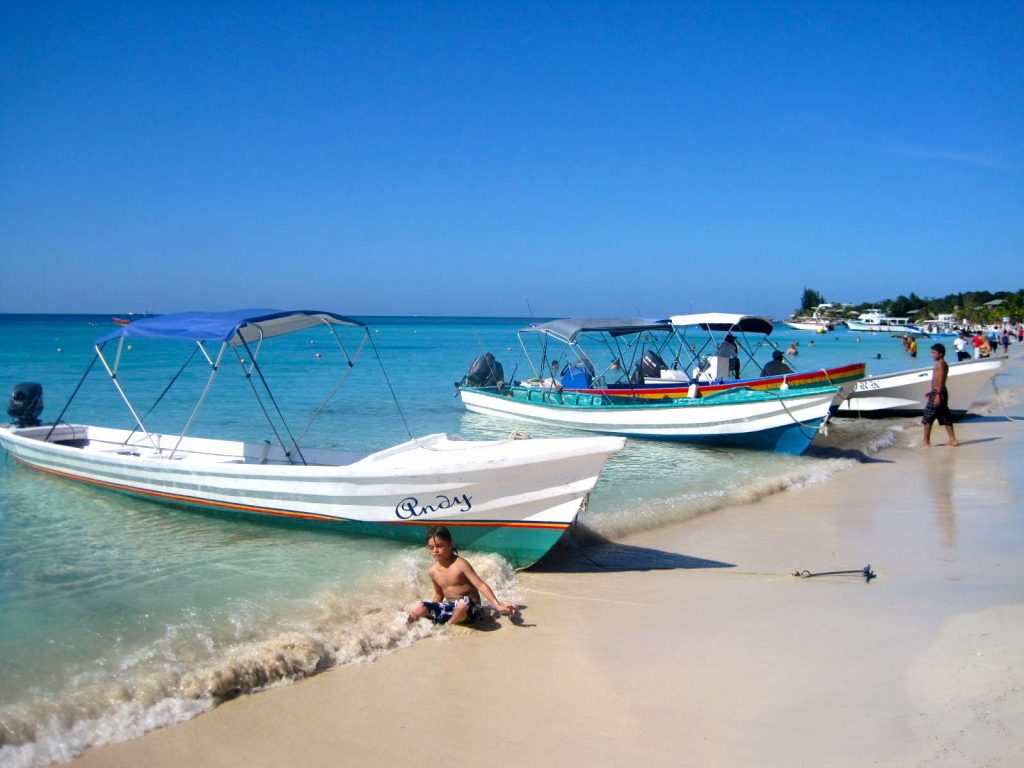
[638,350,667,381]
[461,353,504,387]
[8,382,44,427]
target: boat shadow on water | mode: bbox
[529,532,735,574]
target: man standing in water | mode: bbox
[920,343,959,448]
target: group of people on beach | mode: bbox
[948,326,1020,361]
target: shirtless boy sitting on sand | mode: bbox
[407,526,517,625]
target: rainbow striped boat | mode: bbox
[563,314,865,401]
[457,318,838,455]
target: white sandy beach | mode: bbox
[73,354,1024,768]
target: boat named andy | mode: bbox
[0,310,625,568]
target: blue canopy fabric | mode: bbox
[96,310,364,346]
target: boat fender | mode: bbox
[686,382,700,399]
[779,378,790,391]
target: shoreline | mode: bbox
[65,354,1024,767]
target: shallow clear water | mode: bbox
[0,314,915,765]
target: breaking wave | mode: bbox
[0,553,519,768]
[581,417,909,538]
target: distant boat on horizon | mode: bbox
[111,312,156,326]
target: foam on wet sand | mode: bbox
[71,353,1024,768]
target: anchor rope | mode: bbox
[989,375,1023,423]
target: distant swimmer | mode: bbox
[786,341,799,357]
[407,526,517,625]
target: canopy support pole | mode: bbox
[95,341,162,453]
[44,353,99,443]
[238,334,308,465]
[295,321,368,447]
[169,341,226,459]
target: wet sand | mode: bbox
[74,355,1024,768]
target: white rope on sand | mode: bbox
[520,586,657,608]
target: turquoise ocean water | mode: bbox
[0,314,923,765]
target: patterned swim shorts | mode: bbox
[922,389,952,426]
[420,596,481,625]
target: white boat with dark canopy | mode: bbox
[834,358,1003,418]
[0,310,625,567]
[456,317,838,455]
[845,309,923,335]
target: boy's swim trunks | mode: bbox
[420,595,481,625]
[922,388,952,426]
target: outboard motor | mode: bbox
[638,350,667,381]
[461,353,504,387]
[8,382,44,427]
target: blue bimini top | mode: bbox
[95,310,364,347]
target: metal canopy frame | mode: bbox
[516,321,678,392]
[89,316,369,464]
[669,315,777,380]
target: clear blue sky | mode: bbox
[1,1,1021,318]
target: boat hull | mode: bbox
[0,425,625,568]
[460,386,836,455]
[834,358,1003,417]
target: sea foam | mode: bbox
[0,553,519,767]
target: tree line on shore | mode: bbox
[797,288,1023,324]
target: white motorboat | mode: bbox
[0,310,626,567]
[845,309,923,334]
[784,304,838,332]
[455,318,839,455]
[834,358,1003,417]
[459,384,839,454]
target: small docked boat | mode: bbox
[455,318,838,455]
[833,358,1003,418]
[916,314,964,339]
[459,384,839,454]
[845,309,923,334]
[0,310,626,568]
